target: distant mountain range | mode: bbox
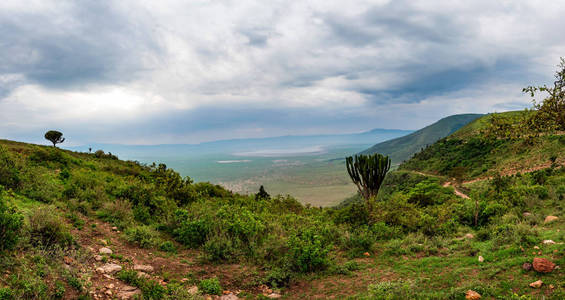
[67,128,413,158]
[361,114,484,164]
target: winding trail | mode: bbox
[407,160,565,200]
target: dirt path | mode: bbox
[407,161,565,200]
[442,182,470,199]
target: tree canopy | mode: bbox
[44,130,65,147]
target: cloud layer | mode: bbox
[1,0,564,145]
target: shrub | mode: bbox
[343,227,375,257]
[370,222,401,241]
[0,287,13,300]
[0,193,23,252]
[492,223,538,247]
[332,200,369,226]
[20,170,62,203]
[96,199,134,228]
[29,147,71,166]
[28,207,73,248]
[125,225,159,248]
[0,146,20,189]
[367,280,416,299]
[66,274,82,291]
[287,228,331,272]
[159,241,177,253]
[117,270,166,300]
[199,277,222,295]
[54,281,66,298]
[203,232,236,262]
[173,210,210,248]
[264,267,291,288]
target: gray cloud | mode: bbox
[0,1,162,90]
[0,0,564,144]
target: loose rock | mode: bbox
[188,286,199,295]
[266,293,282,299]
[117,287,141,300]
[96,263,122,274]
[465,290,481,300]
[522,212,532,217]
[533,257,555,273]
[94,255,103,261]
[99,247,113,255]
[220,294,239,300]
[543,240,556,245]
[478,256,484,263]
[529,280,543,288]
[464,233,474,239]
[544,216,559,223]
[133,264,154,273]
[522,262,532,271]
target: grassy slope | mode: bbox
[361,114,484,164]
[400,111,565,180]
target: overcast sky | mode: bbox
[1,0,564,145]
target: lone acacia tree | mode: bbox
[44,130,65,147]
[346,153,391,215]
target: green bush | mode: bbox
[0,193,23,252]
[28,147,71,167]
[367,280,416,299]
[159,241,177,253]
[28,207,73,248]
[173,210,210,248]
[125,225,159,248]
[264,267,291,288]
[96,199,134,228]
[199,277,222,295]
[343,227,375,257]
[287,228,331,273]
[54,281,66,298]
[0,146,20,189]
[203,232,236,262]
[117,270,166,299]
[0,287,13,300]
[66,274,82,291]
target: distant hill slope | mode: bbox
[399,111,565,180]
[361,114,483,164]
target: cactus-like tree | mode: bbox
[346,153,391,213]
[44,130,65,147]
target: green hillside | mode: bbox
[361,114,483,164]
[400,111,565,180]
